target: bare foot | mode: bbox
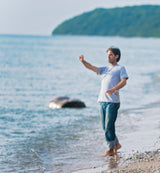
[102,149,115,156]
[115,143,121,150]
[114,143,122,154]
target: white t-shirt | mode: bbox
[98,64,128,103]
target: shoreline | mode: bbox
[73,148,160,173]
[110,148,160,173]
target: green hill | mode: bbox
[52,5,160,37]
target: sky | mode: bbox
[1,0,160,36]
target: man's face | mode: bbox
[107,50,118,65]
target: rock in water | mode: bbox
[47,96,86,109]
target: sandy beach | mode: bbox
[109,148,160,173]
[73,148,160,173]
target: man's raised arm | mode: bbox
[79,55,98,74]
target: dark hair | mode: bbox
[107,47,121,62]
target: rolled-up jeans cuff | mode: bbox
[107,137,119,149]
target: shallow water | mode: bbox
[0,35,160,172]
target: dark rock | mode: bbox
[47,96,86,109]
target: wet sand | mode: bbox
[109,148,160,173]
[73,148,160,173]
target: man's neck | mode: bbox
[110,62,117,66]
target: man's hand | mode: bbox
[79,55,84,62]
[106,88,116,96]
[78,55,98,73]
[106,78,127,96]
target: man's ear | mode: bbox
[115,55,119,61]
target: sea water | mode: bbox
[0,34,160,173]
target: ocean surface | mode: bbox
[0,34,160,173]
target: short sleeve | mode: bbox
[120,66,129,79]
[98,67,107,75]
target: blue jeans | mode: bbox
[100,102,120,149]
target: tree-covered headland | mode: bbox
[52,5,160,37]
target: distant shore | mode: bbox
[52,5,160,38]
[73,148,160,173]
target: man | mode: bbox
[79,47,128,156]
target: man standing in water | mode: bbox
[79,47,128,156]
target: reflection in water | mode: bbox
[106,154,121,170]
